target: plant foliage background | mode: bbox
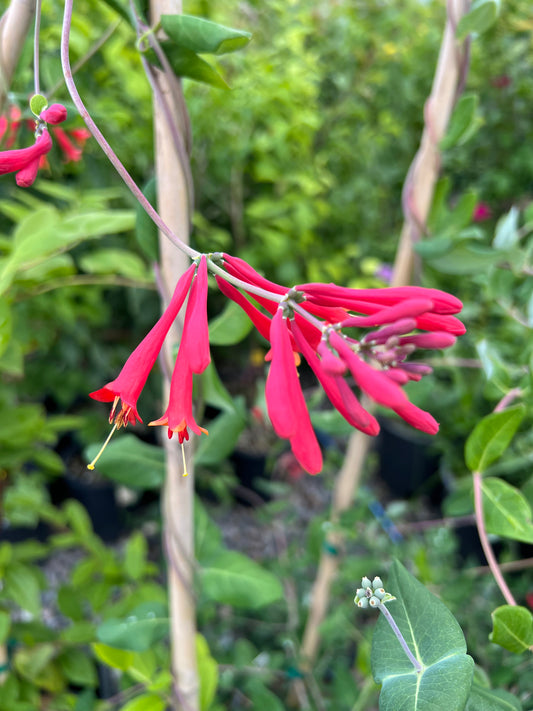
[0,0,533,709]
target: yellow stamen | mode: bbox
[181,441,188,477]
[87,424,117,470]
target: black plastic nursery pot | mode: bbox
[376,416,443,502]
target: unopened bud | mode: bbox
[372,577,384,589]
[40,103,68,125]
[369,596,381,607]
[361,576,372,588]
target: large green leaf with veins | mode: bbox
[371,560,474,711]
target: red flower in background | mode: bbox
[473,202,492,222]
[0,102,91,186]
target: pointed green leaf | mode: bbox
[79,249,150,281]
[456,0,501,40]
[441,94,479,150]
[426,244,500,275]
[147,44,230,89]
[92,643,134,670]
[3,562,41,616]
[209,299,255,345]
[493,207,520,250]
[482,478,533,543]
[161,14,251,55]
[57,649,98,687]
[194,397,247,467]
[199,361,238,413]
[465,405,525,472]
[371,561,474,711]
[201,550,283,609]
[85,435,165,489]
[490,605,533,654]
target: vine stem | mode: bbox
[472,471,516,606]
[33,0,41,95]
[472,387,523,607]
[378,603,423,673]
[60,0,197,261]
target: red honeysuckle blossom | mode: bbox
[266,309,322,474]
[0,129,53,187]
[149,256,211,442]
[218,257,464,472]
[90,263,196,427]
[0,102,69,186]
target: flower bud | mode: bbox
[361,576,372,588]
[372,576,384,589]
[373,588,387,600]
[40,104,68,125]
[357,597,369,608]
[369,596,381,607]
[355,588,367,599]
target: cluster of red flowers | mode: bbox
[90,253,464,475]
[0,103,90,186]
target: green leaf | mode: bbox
[441,94,479,150]
[414,236,453,259]
[97,602,169,651]
[79,249,150,281]
[208,299,254,345]
[466,683,522,710]
[490,605,533,654]
[92,642,134,671]
[13,644,59,687]
[3,562,41,616]
[30,94,48,116]
[0,298,12,358]
[161,14,251,55]
[371,560,474,711]
[194,397,247,467]
[195,497,223,564]
[124,532,148,581]
[119,695,166,711]
[465,405,525,472]
[63,499,93,538]
[493,207,520,250]
[426,245,500,275]
[457,0,501,41]
[151,44,230,90]
[197,634,218,711]
[57,649,98,687]
[135,178,159,261]
[481,478,533,543]
[201,550,283,609]
[0,610,10,644]
[199,361,238,413]
[85,435,165,489]
[57,585,85,621]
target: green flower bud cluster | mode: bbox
[354,575,396,609]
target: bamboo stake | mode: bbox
[0,0,35,113]
[300,0,471,668]
[149,1,198,708]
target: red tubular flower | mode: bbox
[40,104,68,125]
[149,352,208,443]
[179,255,210,374]
[216,276,272,341]
[266,309,322,474]
[53,127,83,162]
[90,263,196,427]
[292,322,379,436]
[0,129,53,187]
[149,256,211,442]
